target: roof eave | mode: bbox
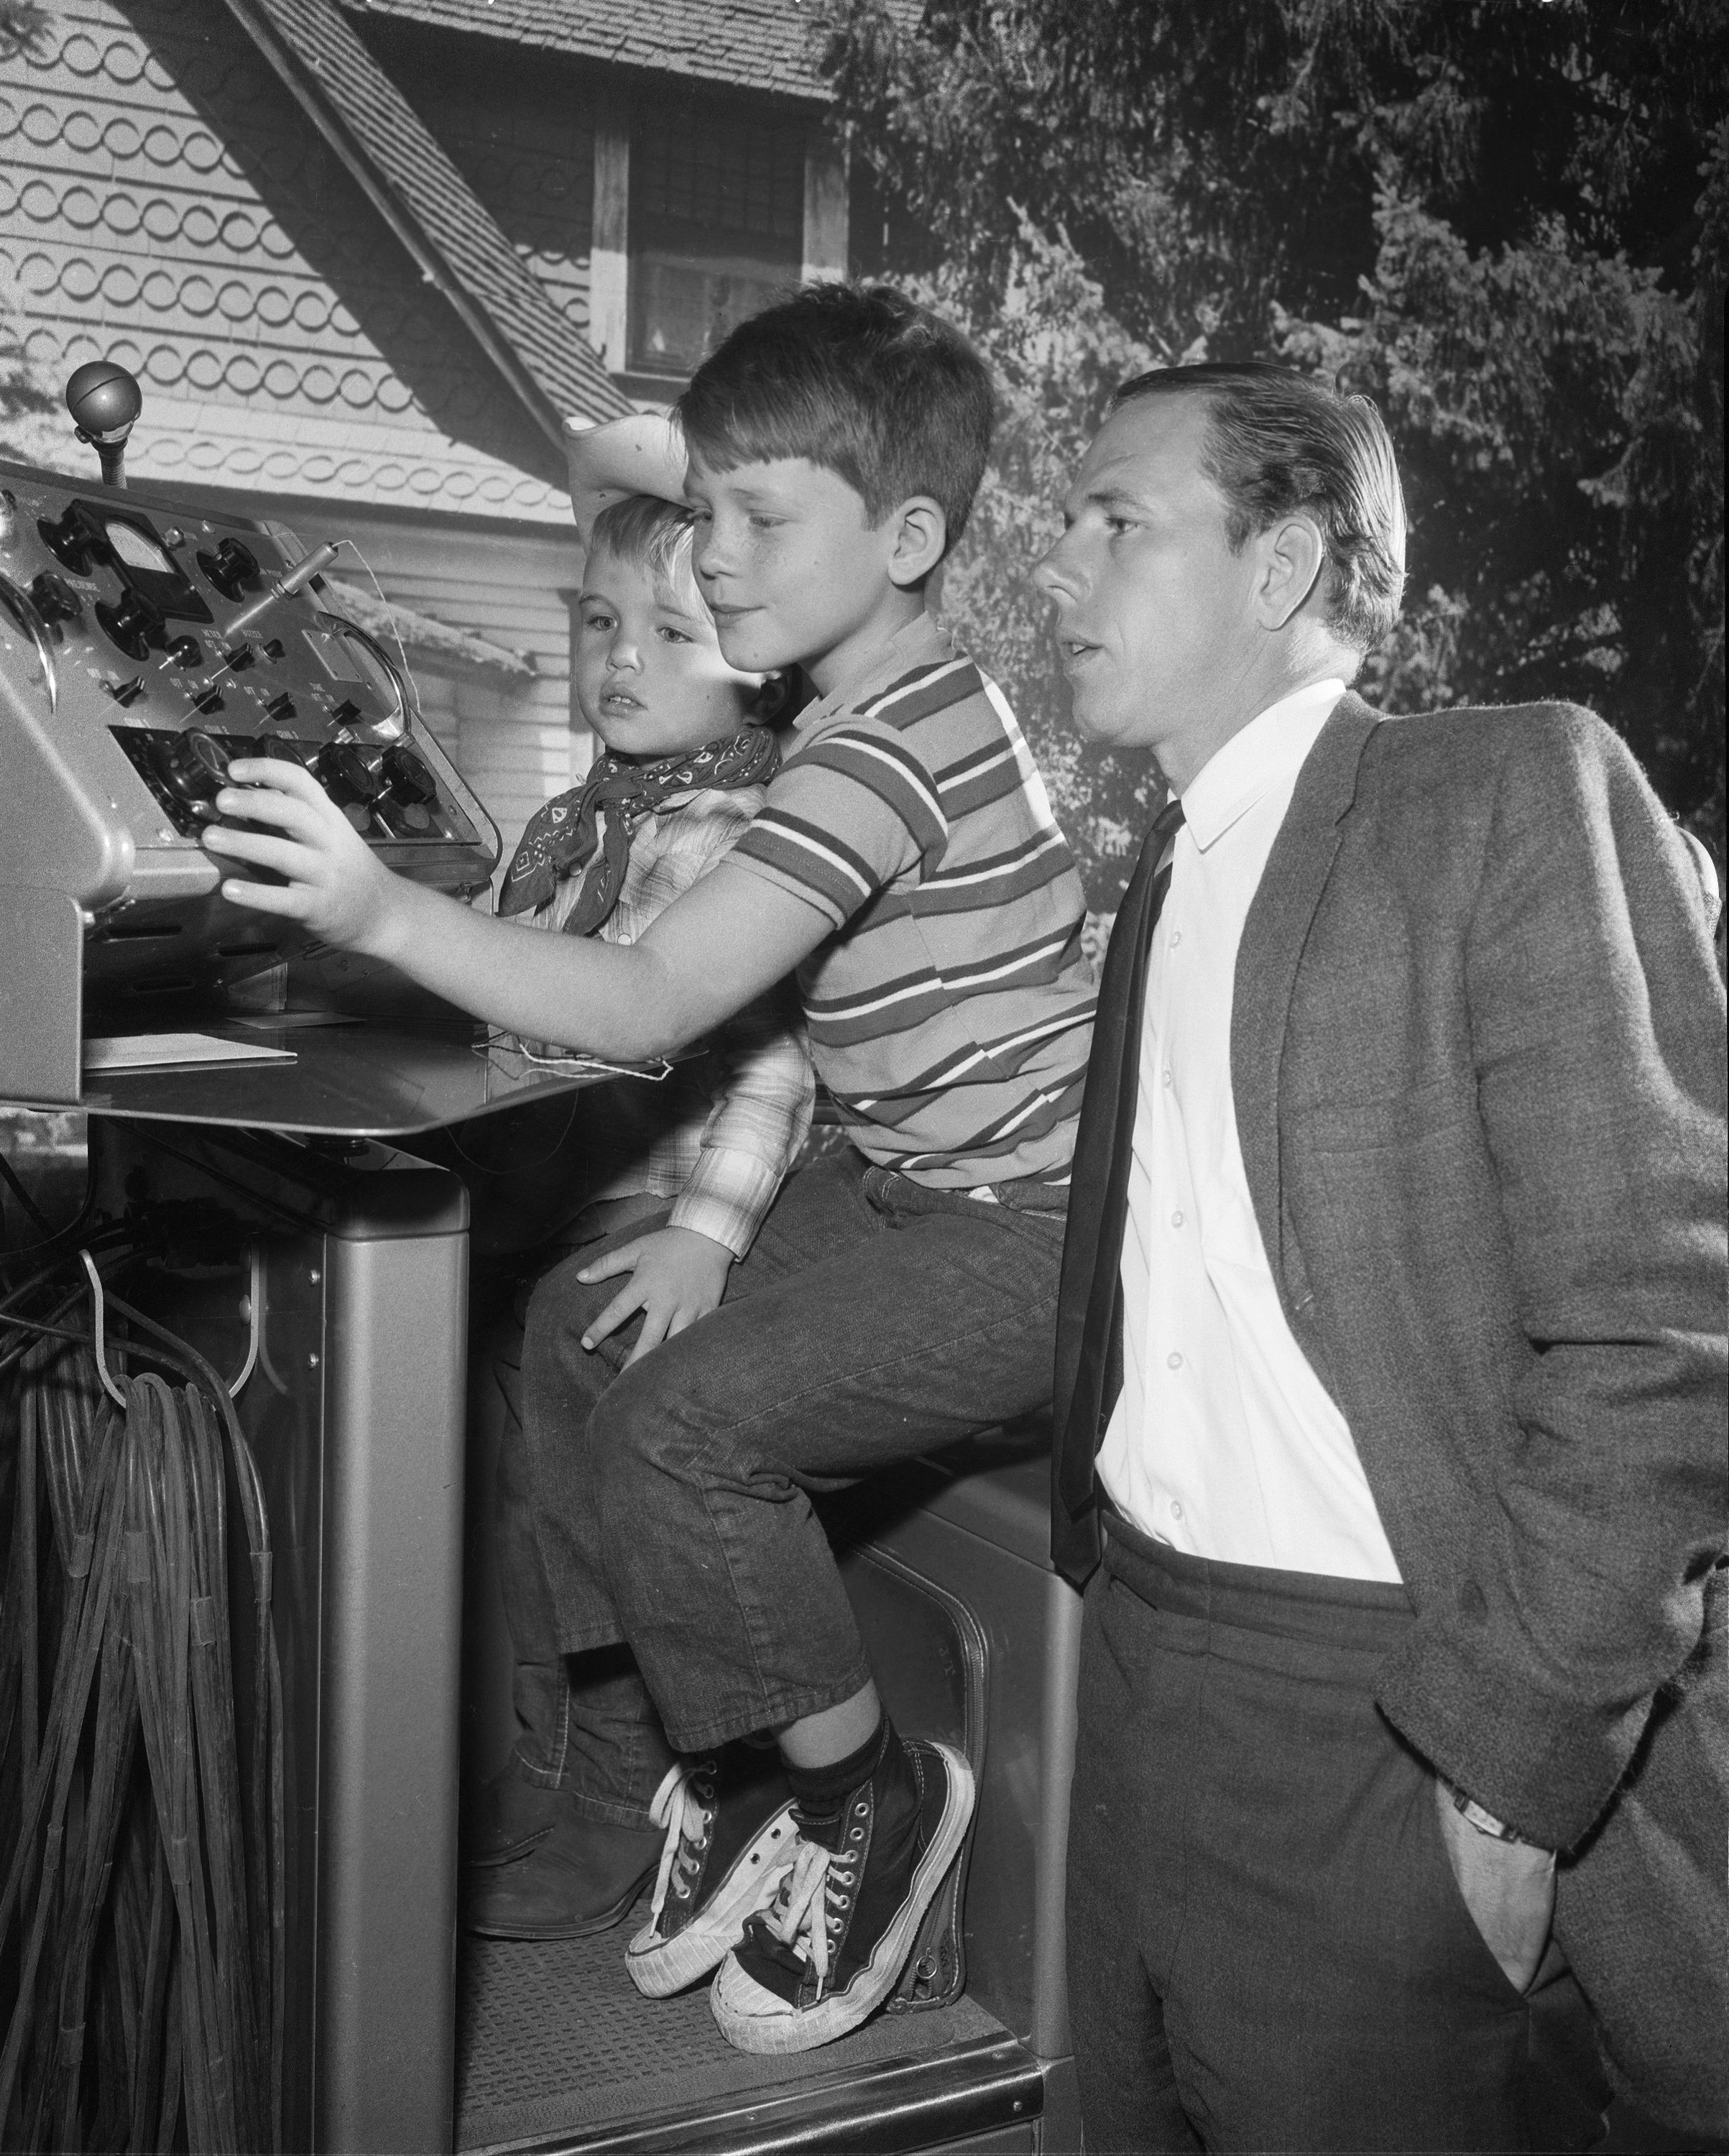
[220,0,625,454]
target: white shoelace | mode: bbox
[646,1760,715,1927]
[757,1838,856,1999]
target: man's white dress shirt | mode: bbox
[1094,680,1403,1582]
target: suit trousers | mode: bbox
[1067,1513,1610,2153]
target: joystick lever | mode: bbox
[65,361,143,489]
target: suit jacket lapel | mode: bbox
[1232,691,1381,1285]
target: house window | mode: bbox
[629,100,804,378]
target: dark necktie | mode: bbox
[1051,796,1184,1585]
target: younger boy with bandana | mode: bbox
[469,492,811,1917]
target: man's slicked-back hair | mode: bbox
[588,492,702,606]
[1112,362,1407,650]
[678,282,995,555]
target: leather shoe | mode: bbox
[466,1813,664,1939]
[466,1761,578,1869]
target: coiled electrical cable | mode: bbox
[0,1247,284,2152]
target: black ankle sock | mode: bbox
[783,1716,887,1815]
[784,1715,921,1854]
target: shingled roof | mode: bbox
[338,0,835,103]
[220,0,631,444]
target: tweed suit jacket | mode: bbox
[1069,691,1728,2127]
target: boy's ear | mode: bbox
[886,497,949,589]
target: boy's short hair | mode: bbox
[1112,361,1406,650]
[588,492,703,605]
[678,282,995,554]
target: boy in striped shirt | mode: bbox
[203,283,1096,2053]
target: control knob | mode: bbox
[316,741,383,830]
[163,634,203,667]
[96,589,166,660]
[152,728,229,812]
[381,744,438,806]
[197,536,260,601]
[29,571,82,627]
[37,506,99,575]
[374,745,439,835]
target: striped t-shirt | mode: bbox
[728,614,1096,1189]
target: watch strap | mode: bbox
[1443,1779,1526,1845]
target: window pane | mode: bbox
[630,253,792,377]
[629,96,803,375]
[635,103,803,246]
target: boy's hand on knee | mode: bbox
[577,1227,734,1365]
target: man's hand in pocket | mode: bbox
[1434,1778,1557,1992]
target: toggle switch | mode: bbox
[192,687,226,716]
[106,676,145,708]
[221,642,256,673]
[263,693,297,723]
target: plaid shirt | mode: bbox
[527,783,813,1257]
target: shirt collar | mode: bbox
[793,612,954,733]
[1179,678,1348,852]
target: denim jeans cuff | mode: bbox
[510,1743,663,1829]
[559,1786,663,1831]
[662,1665,875,1757]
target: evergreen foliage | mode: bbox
[824,0,1727,895]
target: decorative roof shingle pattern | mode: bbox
[0,0,590,518]
[385,38,596,351]
[340,0,834,103]
[223,0,627,434]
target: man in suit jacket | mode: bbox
[1036,362,1726,2152]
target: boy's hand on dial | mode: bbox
[578,1227,733,1366]
[200,758,403,956]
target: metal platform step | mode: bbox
[455,1899,1041,2155]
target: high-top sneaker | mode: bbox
[709,1730,974,2054]
[624,1744,798,1997]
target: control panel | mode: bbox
[0,446,501,1076]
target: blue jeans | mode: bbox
[499,1147,1066,1825]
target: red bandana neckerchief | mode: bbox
[497,725,779,935]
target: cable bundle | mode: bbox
[0,1285,284,2152]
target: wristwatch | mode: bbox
[1442,1779,1528,1846]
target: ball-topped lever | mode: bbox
[65,359,144,489]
